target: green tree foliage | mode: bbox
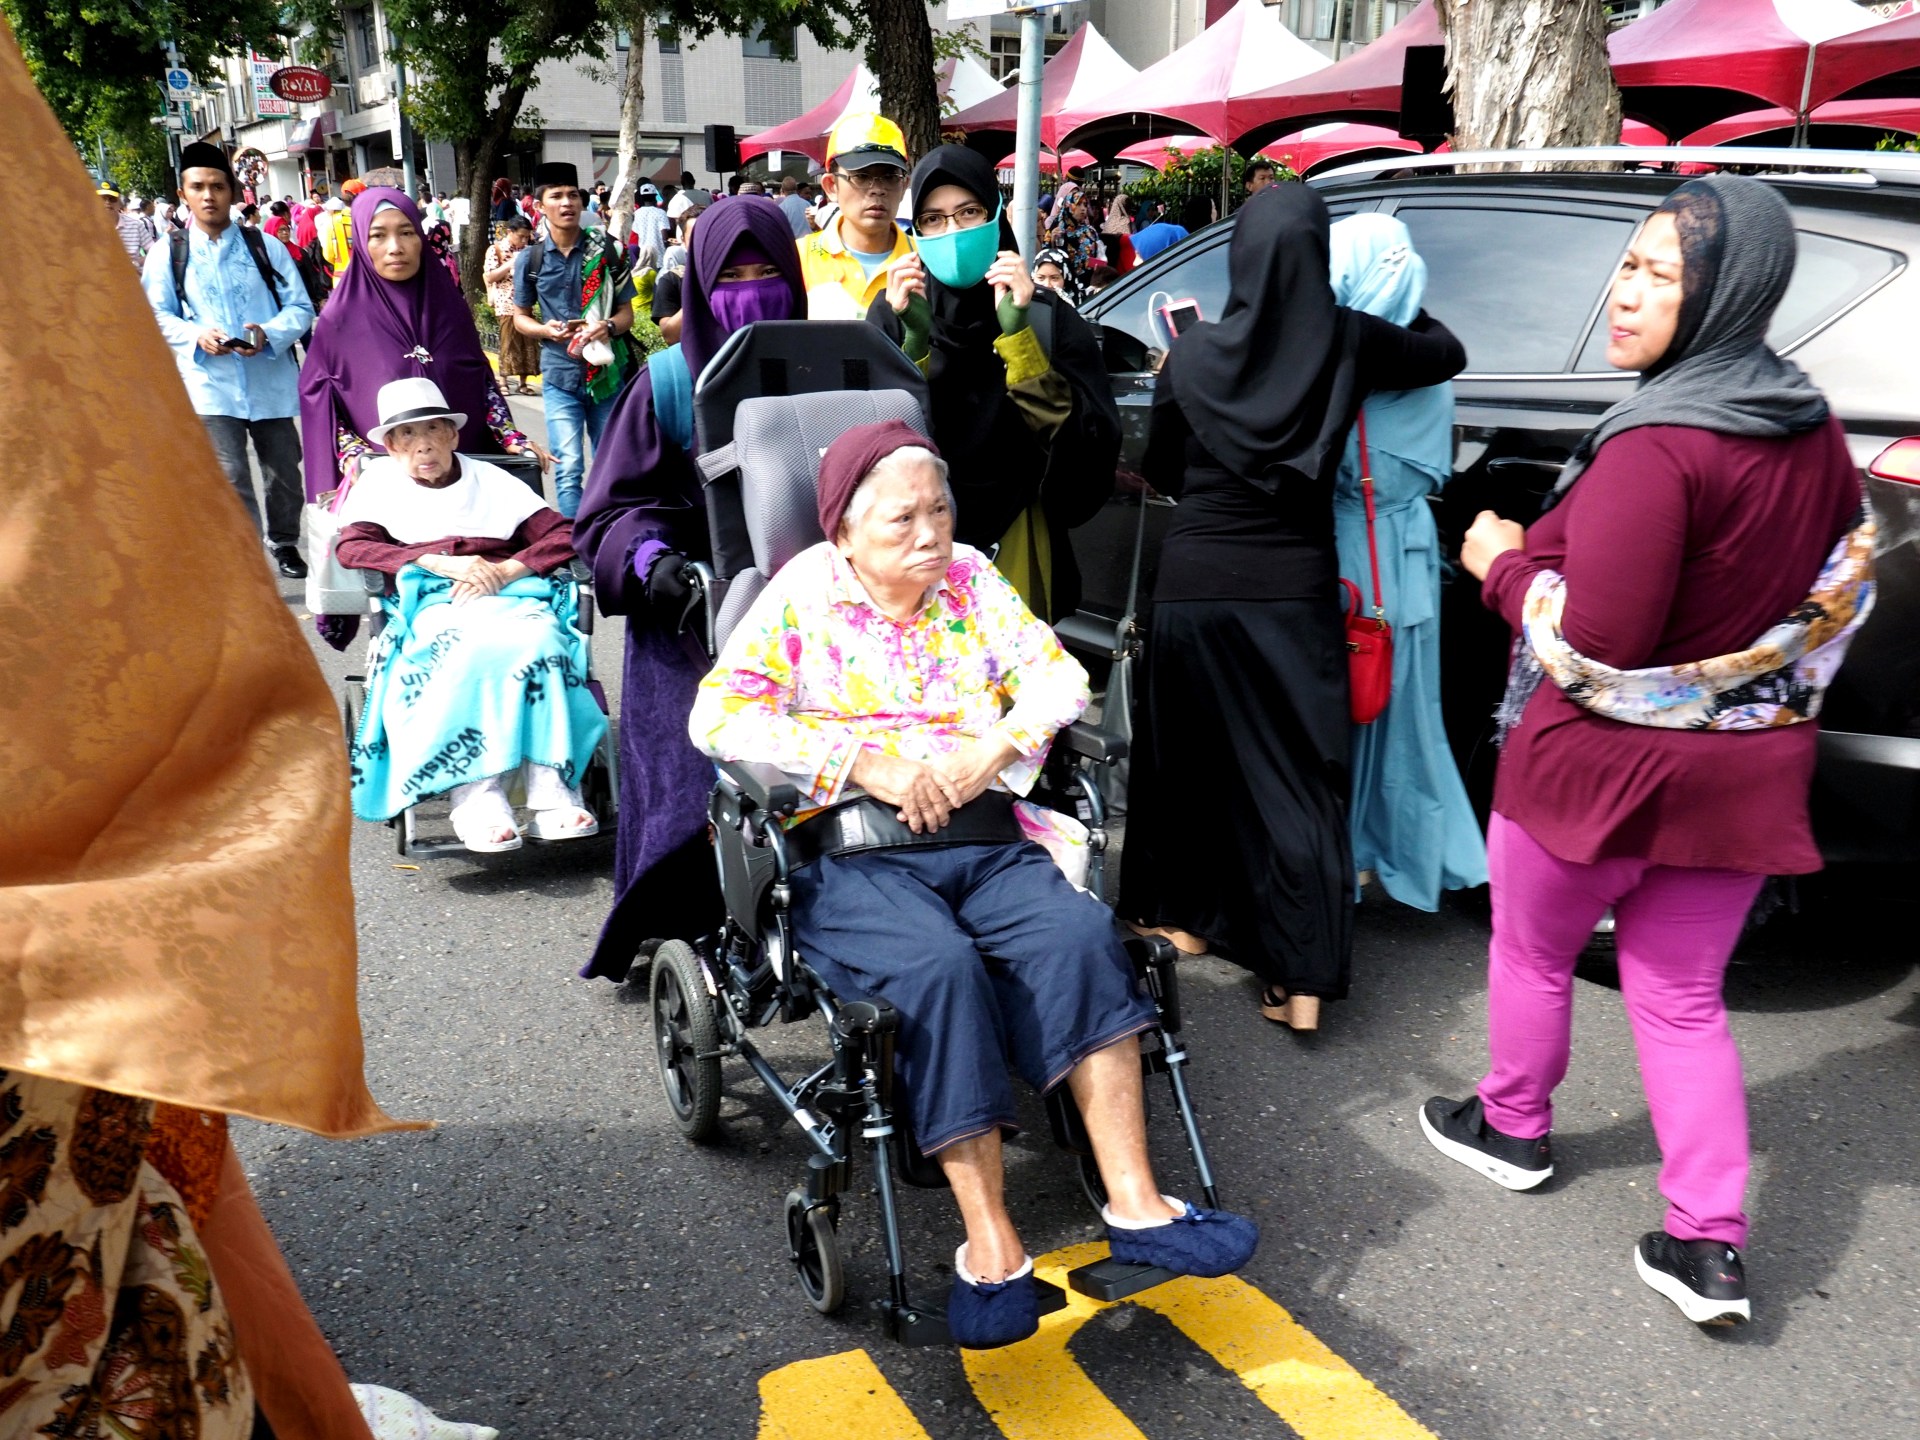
[1123,146,1296,220]
[5,0,285,191]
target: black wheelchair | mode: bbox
[646,322,1221,1344]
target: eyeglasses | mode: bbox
[830,168,907,194]
[914,202,993,237]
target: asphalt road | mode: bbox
[236,403,1920,1439]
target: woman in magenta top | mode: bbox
[1419,175,1873,1329]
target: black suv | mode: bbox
[1072,149,1920,863]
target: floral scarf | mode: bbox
[1508,508,1876,733]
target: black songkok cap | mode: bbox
[530,161,580,194]
[178,142,235,185]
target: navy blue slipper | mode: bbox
[1106,1198,1260,1278]
[947,1249,1040,1350]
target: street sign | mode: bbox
[164,67,192,94]
[269,66,333,102]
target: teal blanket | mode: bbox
[350,567,608,821]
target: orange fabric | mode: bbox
[0,16,415,1139]
[146,1104,231,1228]
[199,1141,378,1440]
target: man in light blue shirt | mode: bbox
[142,142,314,577]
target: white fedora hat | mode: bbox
[368,376,468,448]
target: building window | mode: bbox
[658,24,680,54]
[351,8,379,69]
[614,27,630,51]
[742,22,796,62]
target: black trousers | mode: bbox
[202,414,303,549]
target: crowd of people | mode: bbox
[27,66,1874,1414]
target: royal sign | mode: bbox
[268,66,333,102]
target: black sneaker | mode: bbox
[1418,1095,1553,1191]
[1634,1232,1751,1326]
[274,545,309,580]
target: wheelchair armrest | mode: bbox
[716,759,802,817]
[360,568,388,594]
[1056,722,1127,766]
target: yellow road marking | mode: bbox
[755,1348,933,1440]
[758,1242,1440,1440]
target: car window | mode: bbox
[1574,228,1903,371]
[1087,231,1234,371]
[1388,203,1636,374]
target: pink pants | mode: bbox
[1478,814,1764,1247]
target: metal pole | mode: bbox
[394,53,418,193]
[1009,8,1045,267]
[1331,0,1348,64]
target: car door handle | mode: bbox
[1486,456,1568,474]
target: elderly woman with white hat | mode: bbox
[335,377,607,852]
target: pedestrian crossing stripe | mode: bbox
[755,1241,1440,1440]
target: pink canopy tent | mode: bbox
[948,24,1138,163]
[741,57,1001,164]
[1056,0,1329,157]
[1230,1,1445,152]
[1609,0,1881,139]
[1267,123,1422,175]
[1683,94,1920,143]
[1804,11,1920,107]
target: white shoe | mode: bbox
[448,775,521,853]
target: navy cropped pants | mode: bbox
[789,842,1156,1156]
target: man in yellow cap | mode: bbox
[800,113,914,319]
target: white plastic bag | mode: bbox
[301,497,365,614]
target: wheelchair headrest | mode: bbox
[730,390,927,579]
[693,321,927,456]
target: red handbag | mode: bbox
[1342,411,1394,725]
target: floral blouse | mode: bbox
[690,542,1089,830]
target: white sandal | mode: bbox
[449,776,522,853]
[527,806,599,841]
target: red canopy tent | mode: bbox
[1229,1,1445,152]
[1804,11,1920,107]
[948,24,1138,163]
[1608,0,1881,139]
[1055,0,1329,157]
[1684,93,1920,143]
[742,58,1000,165]
[1267,123,1423,175]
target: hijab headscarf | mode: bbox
[1330,213,1452,487]
[679,194,804,381]
[1543,173,1829,511]
[0,33,411,1138]
[298,188,499,499]
[1170,183,1359,492]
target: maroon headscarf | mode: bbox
[816,420,941,540]
[298,188,500,499]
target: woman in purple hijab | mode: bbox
[573,195,803,982]
[299,187,547,502]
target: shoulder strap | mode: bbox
[239,225,284,306]
[522,237,547,286]
[648,343,694,453]
[1357,409,1384,616]
[169,231,190,317]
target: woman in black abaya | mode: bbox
[1119,184,1467,1032]
[867,145,1119,621]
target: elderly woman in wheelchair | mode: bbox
[336,378,607,853]
[689,420,1257,1350]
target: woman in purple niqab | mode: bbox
[298,187,542,501]
[573,195,803,981]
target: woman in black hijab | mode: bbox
[867,144,1120,621]
[1120,183,1467,1032]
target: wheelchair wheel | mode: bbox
[650,940,721,1140]
[785,1190,846,1315]
[1077,1151,1109,1218]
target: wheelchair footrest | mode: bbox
[1065,1256,1179,1303]
[881,1278,1068,1347]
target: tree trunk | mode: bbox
[1436,0,1621,164]
[453,68,535,302]
[605,1,651,247]
[866,0,941,163]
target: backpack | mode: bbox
[289,240,333,309]
[171,226,283,318]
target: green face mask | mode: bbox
[914,202,1002,290]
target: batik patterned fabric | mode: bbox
[349,568,608,820]
[689,542,1092,871]
[1517,509,1877,730]
[0,1070,252,1437]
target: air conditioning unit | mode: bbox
[357,72,392,106]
